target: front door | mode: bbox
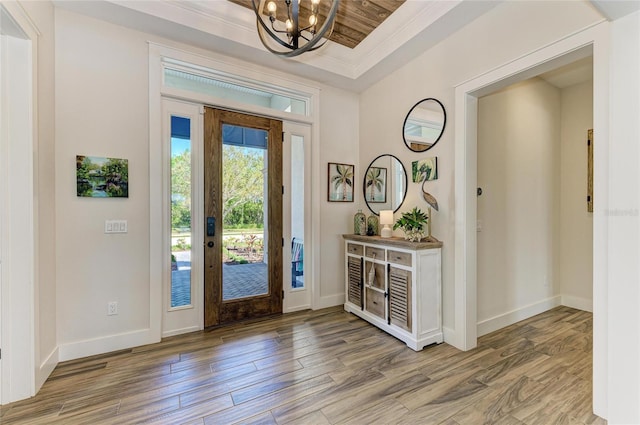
[203,107,283,327]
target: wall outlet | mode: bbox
[107,301,118,316]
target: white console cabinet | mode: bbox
[343,235,443,351]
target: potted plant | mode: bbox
[393,207,428,242]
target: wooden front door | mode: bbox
[203,107,283,327]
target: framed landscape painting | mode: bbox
[328,162,354,202]
[76,155,129,198]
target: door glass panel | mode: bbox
[291,135,305,289]
[170,116,192,307]
[222,124,268,300]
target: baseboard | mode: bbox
[443,326,456,346]
[284,304,312,314]
[162,325,201,338]
[477,296,562,337]
[315,293,345,310]
[561,295,592,312]
[36,346,59,391]
[58,328,158,362]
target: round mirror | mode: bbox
[403,98,446,152]
[363,154,407,215]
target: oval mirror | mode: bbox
[403,98,446,152]
[363,154,407,215]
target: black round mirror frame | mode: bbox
[402,98,447,152]
[363,154,408,216]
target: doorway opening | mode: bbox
[476,57,594,337]
[454,23,608,418]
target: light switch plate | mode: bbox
[105,220,128,234]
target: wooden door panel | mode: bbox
[204,107,283,327]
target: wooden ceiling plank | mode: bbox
[227,0,405,49]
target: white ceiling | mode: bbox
[53,0,638,92]
[54,0,500,91]
[539,56,593,89]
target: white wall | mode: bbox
[53,8,358,359]
[559,80,593,310]
[55,9,152,359]
[607,10,640,424]
[476,78,561,334]
[360,0,603,333]
[319,85,359,307]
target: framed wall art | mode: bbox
[328,162,354,202]
[76,155,129,198]
[412,157,438,183]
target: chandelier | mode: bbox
[251,0,340,57]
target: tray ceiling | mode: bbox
[228,0,406,49]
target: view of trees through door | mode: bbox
[203,107,283,327]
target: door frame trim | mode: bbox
[149,43,322,336]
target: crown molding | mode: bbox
[53,0,497,91]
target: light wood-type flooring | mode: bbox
[0,306,604,424]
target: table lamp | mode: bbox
[380,210,394,238]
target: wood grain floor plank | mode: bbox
[281,409,332,425]
[340,397,410,424]
[270,368,386,424]
[236,410,279,425]
[451,376,544,424]
[202,374,336,425]
[321,371,430,423]
[2,306,605,425]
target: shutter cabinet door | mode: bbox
[347,256,363,308]
[389,265,411,331]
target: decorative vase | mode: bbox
[354,209,366,235]
[367,214,379,236]
[403,228,425,242]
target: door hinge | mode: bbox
[282,185,284,195]
[588,138,591,146]
[282,290,285,300]
[282,238,284,247]
[282,132,285,142]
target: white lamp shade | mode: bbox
[380,210,393,238]
[380,210,394,225]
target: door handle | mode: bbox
[207,241,214,248]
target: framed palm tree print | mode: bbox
[365,167,387,203]
[328,162,354,202]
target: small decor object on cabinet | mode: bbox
[421,184,439,239]
[394,207,428,242]
[366,214,379,236]
[412,157,438,182]
[76,155,129,198]
[379,210,394,238]
[328,162,354,202]
[354,209,366,235]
